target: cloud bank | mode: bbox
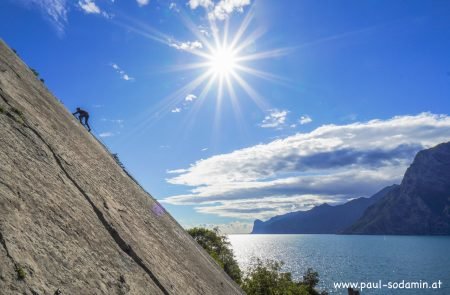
[163,113,450,219]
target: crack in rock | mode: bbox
[0,98,170,295]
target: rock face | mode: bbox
[0,40,243,295]
[344,142,450,235]
[251,185,397,234]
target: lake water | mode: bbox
[228,235,450,294]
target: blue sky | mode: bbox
[1,0,450,233]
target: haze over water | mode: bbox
[229,235,450,294]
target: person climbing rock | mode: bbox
[72,107,91,132]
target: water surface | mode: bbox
[229,234,450,294]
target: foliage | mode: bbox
[301,268,320,292]
[241,259,309,295]
[16,265,26,280]
[29,67,44,83]
[112,153,126,169]
[242,261,327,295]
[11,107,25,124]
[30,67,40,77]
[187,227,242,284]
[188,227,327,294]
[0,105,4,113]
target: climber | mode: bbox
[72,107,91,132]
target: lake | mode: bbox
[228,235,450,294]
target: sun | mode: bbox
[208,47,238,76]
[127,4,291,128]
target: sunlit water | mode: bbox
[228,235,450,294]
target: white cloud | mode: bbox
[136,0,150,6]
[171,108,181,113]
[78,0,100,14]
[78,0,112,18]
[188,0,213,9]
[209,0,251,20]
[260,109,288,128]
[163,113,450,219]
[99,132,114,138]
[185,94,197,102]
[110,63,134,81]
[201,148,208,151]
[169,40,203,51]
[16,0,68,35]
[188,0,251,21]
[299,115,312,125]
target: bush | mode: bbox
[188,227,327,294]
[241,259,310,295]
[29,67,44,83]
[187,227,242,284]
[16,265,26,280]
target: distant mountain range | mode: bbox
[252,142,450,235]
[251,185,397,234]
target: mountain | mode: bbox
[344,142,450,235]
[251,185,397,234]
[0,40,243,294]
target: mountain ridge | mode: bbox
[251,185,397,234]
[344,141,450,235]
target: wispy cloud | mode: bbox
[299,115,312,125]
[163,113,450,219]
[15,0,68,35]
[99,132,114,138]
[188,0,251,20]
[169,40,203,51]
[101,118,125,128]
[260,109,288,129]
[171,108,181,113]
[185,94,197,102]
[169,2,179,12]
[136,0,150,6]
[111,63,134,81]
[78,0,112,18]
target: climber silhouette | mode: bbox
[72,107,91,132]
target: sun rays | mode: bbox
[167,7,290,120]
[113,4,293,141]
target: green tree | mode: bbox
[187,227,327,295]
[187,227,242,284]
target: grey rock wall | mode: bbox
[0,40,243,295]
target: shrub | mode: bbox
[241,259,310,295]
[188,227,327,294]
[16,265,26,280]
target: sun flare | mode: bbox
[208,47,238,76]
[127,4,291,131]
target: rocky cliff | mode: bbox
[251,185,396,234]
[0,40,243,295]
[344,142,450,235]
